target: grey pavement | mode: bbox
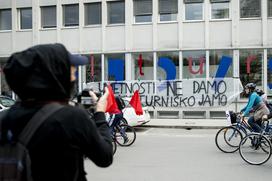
[140,118,229,129]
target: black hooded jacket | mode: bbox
[2,44,113,181]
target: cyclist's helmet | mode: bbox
[244,83,256,90]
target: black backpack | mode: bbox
[0,103,63,181]
[115,96,126,111]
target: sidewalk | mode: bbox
[140,118,229,129]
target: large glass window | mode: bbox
[157,52,179,80]
[211,0,230,19]
[269,0,272,17]
[239,49,263,88]
[85,54,102,82]
[159,0,178,22]
[107,1,125,24]
[267,49,272,95]
[41,6,56,28]
[185,0,203,20]
[105,54,125,81]
[240,0,261,18]
[85,3,102,25]
[63,4,79,27]
[0,9,11,30]
[183,51,206,79]
[209,50,233,78]
[19,8,32,29]
[134,0,152,23]
[132,53,153,80]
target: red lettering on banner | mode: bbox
[138,54,144,76]
[188,56,205,75]
[246,55,256,74]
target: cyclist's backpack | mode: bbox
[0,103,63,181]
[115,96,126,111]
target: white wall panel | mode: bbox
[105,26,125,51]
[157,23,178,49]
[182,22,205,49]
[14,31,32,52]
[39,0,57,6]
[209,21,231,48]
[239,20,262,46]
[82,27,102,52]
[132,24,153,50]
[39,30,57,44]
[0,32,12,55]
[16,0,32,8]
[0,0,11,8]
[61,0,79,5]
[268,19,272,46]
[60,29,79,52]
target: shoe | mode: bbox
[123,136,129,144]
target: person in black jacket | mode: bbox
[2,43,113,181]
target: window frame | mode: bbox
[240,0,262,19]
[62,4,79,27]
[133,0,153,24]
[18,8,32,30]
[0,8,12,31]
[107,1,125,25]
[184,2,204,22]
[210,1,230,20]
[84,2,102,26]
[40,6,57,29]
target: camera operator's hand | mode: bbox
[94,87,109,112]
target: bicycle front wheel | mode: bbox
[215,126,242,153]
[115,124,136,146]
[239,133,272,165]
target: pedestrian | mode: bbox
[1,43,113,181]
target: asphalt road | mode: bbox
[85,128,272,181]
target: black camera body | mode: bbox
[77,88,102,107]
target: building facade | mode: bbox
[0,0,272,118]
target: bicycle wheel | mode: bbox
[115,124,136,146]
[239,133,272,165]
[215,126,242,153]
[120,117,128,125]
[112,139,117,155]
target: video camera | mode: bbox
[77,88,102,108]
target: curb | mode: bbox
[138,125,225,129]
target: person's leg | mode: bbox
[248,116,262,133]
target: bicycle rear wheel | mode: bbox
[112,139,117,155]
[115,124,136,146]
[215,126,242,153]
[239,133,272,165]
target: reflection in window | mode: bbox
[85,3,102,25]
[240,0,261,18]
[134,0,152,23]
[157,52,179,80]
[132,53,153,80]
[0,9,11,30]
[267,49,272,95]
[41,6,56,28]
[85,55,101,82]
[63,4,79,27]
[107,1,125,24]
[269,0,272,17]
[19,8,32,29]
[209,50,233,78]
[211,1,229,19]
[239,49,263,88]
[185,2,203,20]
[159,0,177,22]
[183,51,206,79]
[105,54,125,81]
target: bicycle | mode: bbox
[215,111,251,153]
[107,113,137,147]
[239,119,272,165]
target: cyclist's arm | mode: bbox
[242,94,257,117]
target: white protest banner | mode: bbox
[83,78,243,108]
